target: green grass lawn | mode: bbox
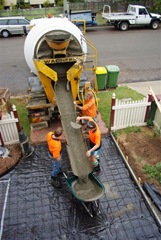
[97,86,143,127]
[10,97,30,138]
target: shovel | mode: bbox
[70,121,82,129]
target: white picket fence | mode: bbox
[111,94,151,131]
[0,112,19,145]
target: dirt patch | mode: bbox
[0,144,22,176]
[117,127,161,193]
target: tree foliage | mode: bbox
[55,0,63,6]
[43,0,51,8]
[0,0,5,10]
[16,0,30,9]
[121,0,161,13]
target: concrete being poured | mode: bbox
[24,17,104,202]
[53,66,104,202]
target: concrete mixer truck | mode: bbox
[24,17,98,131]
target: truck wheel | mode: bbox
[151,21,159,30]
[114,22,118,29]
[1,30,10,38]
[119,22,129,31]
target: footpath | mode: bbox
[120,80,161,96]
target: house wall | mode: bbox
[4,0,17,6]
[30,0,54,4]
[4,0,55,7]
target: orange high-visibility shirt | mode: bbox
[46,132,62,159]
[88,117,101,147]
[82,97,97,118]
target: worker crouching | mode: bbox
[76,116,102,175]
[46,127,64,188]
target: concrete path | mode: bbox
[120,80,161,96]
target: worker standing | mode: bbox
[46,127,63,188]
[76,116,102,175]
[74,91,97,121]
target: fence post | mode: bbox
[110,93,116,132]
[12,105,22,132]
[144,92,153,122]
[0,111,5,147]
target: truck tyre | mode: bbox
[1,30,10,38]
[114,22,118,29]
[151,20,159,30]
[119,22,129,31]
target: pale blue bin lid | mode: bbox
[106,65,120,72]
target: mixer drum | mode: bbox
[24,17,87,76]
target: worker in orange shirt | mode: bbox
[76,116,102,175]
[47,12,52,18]
[46,127,63,188]
[74,91,97,122]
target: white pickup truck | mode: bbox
[102,5,161,31]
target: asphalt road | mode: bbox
[87,26,161,83]
[0,26,161,95]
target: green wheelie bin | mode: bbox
[106,65,120,88]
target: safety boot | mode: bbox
[51,176,61,188]
[93,164,102,176]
